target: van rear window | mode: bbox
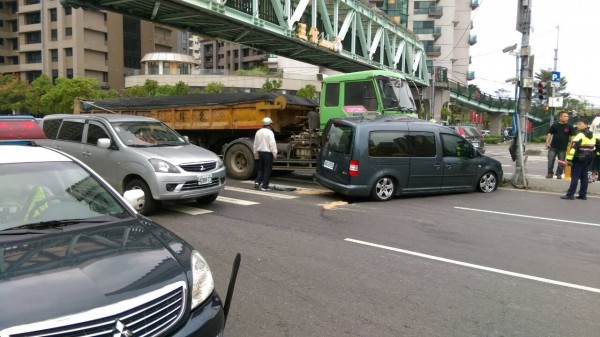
[322,123,353,154]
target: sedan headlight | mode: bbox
[217,158,224,169]
[149,158,180,173]
[190,250,215,309]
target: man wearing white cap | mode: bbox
[253,117,278,191]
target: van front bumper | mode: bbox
[313,172,371,197]
[153,168,227,201]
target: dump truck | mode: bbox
[76,70,419,180]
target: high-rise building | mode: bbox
[199,40,266,71]
[0,0,181,90]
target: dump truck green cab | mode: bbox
[319,70,418,129]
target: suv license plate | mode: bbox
[471,141,479,147]
[198,174,212,185]
[323,160,335,170]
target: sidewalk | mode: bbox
[495,142,600,196]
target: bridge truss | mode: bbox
[60,0,430,85]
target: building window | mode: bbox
[413,21,434,34]
[0,38,3,46]
[26,31,41,44]
[65,48,73,57]
[51,49,58,62]
[9,56,18,65]
[65,27,72,36]
[0,56,4,64]
[102,72,108,83]
[414,1,435,14]
[147,61,159,74]
[49,8,57,21]
[11,20,18,32]
[66,68,73,79]
[51,29,57,41]
[11,38,18,50]
[26,51,42,63]
[163,62,170,74]
[52,69,58,83]
[26,71,42,83]
[64,7,72,15]
[0,21,3,28]
[25,0,41,4]
[25,12,41,25]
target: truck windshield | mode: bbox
[111,121,187,147]
[376,76,416,113]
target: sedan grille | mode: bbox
[4,282,186,337]
[180,162,217,172]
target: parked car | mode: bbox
[446,125,486,154]
[0,115,46,143]
[314,116,503,201]
[481,129,491,136]
[38,114,226,215]
[0,143,233,337]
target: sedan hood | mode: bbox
[0,220,188,329]
[131,144,219,165]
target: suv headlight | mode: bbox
[149,158,180,173]
[191,250,215,309]
[217,158,224,169]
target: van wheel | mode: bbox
[125,178,158,215]
[225,143,256,180]
[196,193,218,204]
[477,171,497,193]
[371,176,396,201]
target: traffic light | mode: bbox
[537,81,546,101]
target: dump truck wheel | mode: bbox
[225,143,256,180]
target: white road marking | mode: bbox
[225,186,298,199]
[345,238,600,294]
[163,204,213,215]
[216,196,259,205]
[455,206,600,228]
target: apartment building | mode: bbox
[0,0,180,90]
[198,40,266,71]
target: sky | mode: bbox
[468,0,600,108]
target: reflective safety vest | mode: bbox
[566,132,597,161]
[24,186,48,220]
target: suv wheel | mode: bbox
[125,178,158,215]
[477,171,497,193]
[371,176,395,201]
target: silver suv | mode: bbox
[39,114,226,214]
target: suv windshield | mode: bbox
[112,121,187,146]
[376,76,416,112]
[0,161,128,231]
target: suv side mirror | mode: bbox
[97,138,111,149]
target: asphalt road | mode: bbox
[148,171,600,337]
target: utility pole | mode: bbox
[512,0,534,189]
[549,25,560,125]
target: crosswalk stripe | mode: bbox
[164,204,213,215]
[217,196,259,205]
[224,186,298,199]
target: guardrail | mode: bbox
[448,80,516,111]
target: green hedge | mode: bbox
[484,135,503,144]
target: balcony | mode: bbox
[425,46,441,57]
[467,71,475,81]
[469,34,477,46]
[433,27,442,40]
[428,6,443,18]
[471,0,480,10]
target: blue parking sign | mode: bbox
[551,71,560,83]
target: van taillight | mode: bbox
[349,160,359,176]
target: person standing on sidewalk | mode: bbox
[545,110,575,179]
[253,117,278,191]
[560,118,597,200]
[589,112,600,182]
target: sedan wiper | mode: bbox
[15,219,108,230]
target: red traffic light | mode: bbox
[537,82,546,100]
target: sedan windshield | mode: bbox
[111,121,187,146]
[0,162,129,231]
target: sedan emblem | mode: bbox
[113,319,133,337]
[200,165,205,171]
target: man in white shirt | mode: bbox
[253,117,278,191]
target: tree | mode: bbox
[123,79,160,97]
[203,82,225,93]
[40,77,110,113]
[0,74,30,114]
[25,75,54,115]
[296,84,318,100]
[258,79,282,93]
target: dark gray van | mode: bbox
[314,116,503,201]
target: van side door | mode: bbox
[82,120,119,190]
[405,130,442,192]
[440,133,479,190]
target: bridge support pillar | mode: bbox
[422,85,449,123]
[488,112,504,135]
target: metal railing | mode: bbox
[448,80,516,111]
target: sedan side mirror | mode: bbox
[123,189,145,212]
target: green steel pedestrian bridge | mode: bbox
[60,0,430,86]
[448,80,516,114]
